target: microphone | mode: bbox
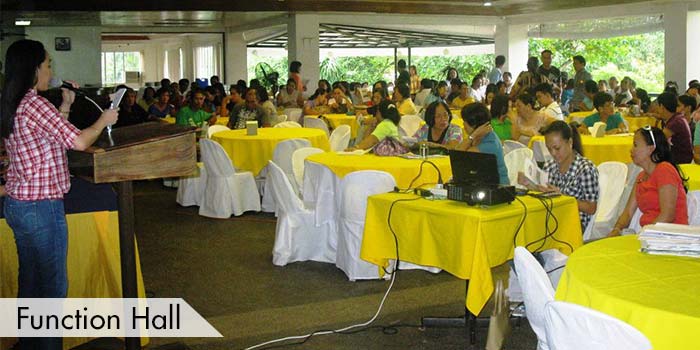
[60,81,85,96]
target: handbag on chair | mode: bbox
[373,137,409,156]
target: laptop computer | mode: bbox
[448,150,500,186]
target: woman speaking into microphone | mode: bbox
[0,39,118,350]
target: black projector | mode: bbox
[446,183,516,206]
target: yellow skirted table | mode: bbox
[211,128,330,176]
[305,114,359,138]
[361,193,583,315]
[679,163,700,191]
[0,211,148,350]
[305,153,451,189]
[163,116,229,126]
[556,235,700,350]
[529,134,633,165]
[566,112,657,132]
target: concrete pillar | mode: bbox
[494,23,529,77]
[664,3,689,88]
[686,10,700,85]
[224,31,247,86]
[288,14,319,94]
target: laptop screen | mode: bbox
[449,150,500,186]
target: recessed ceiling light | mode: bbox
[15,19,31,26]
[483,1,493,6]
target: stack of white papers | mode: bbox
[638,223,700,257]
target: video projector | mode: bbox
[446,183,516,206]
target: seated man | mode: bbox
[176,90,215,127]
[534,83,563,121]
[580,92,626,135]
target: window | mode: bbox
[163,50,169,79]
[194,45,215,80]
[179,48,185,79]
[101,51,141,85]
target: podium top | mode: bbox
[87,122,196,153]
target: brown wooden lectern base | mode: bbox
[69,122,197,350]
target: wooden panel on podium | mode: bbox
[68,122,197,183]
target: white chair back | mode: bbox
[336,171,397,281]
[399,114,423,137]
[199,139,234,177]
[291,147,325,193]
[303,117,330,136]
[329,125,351,152]
[532,139,553,163]
[503,140,527,154]
[514,246,555,350]
[273,138,312,190]
[687,190,700,225]
[504,148,534,186]
[628,208,643,233]
[544,301,652,350]
[207,125,230,138]
[274,121,302,128]
[283,108,303,123]
[585,161,627,241]
[267,160,305,215]
[272,114,288,126]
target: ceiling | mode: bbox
[2,0,658,28]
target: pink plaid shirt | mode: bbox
[4,89,80,200]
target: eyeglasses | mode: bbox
[642,125,656,148]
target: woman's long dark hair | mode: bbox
[376,100,400,125]
[541,121,583,157]
[637,126,688,191]
[1,40,47,139]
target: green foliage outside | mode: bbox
[246,31,665,92]
[529,31,664,93]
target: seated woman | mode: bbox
[276,79,304,108]
[518,121,599,231]
[138,86,156,111]
[303,88,330,116]
[512,93,555,145]
[456,103,509,185]
[256,86,277,124]
[608,126,688,236]
[577,80,598,112]
[348,100,400,151]
[148,87,175,119]
[422,81,449,108]
[490,94,514,142]
[328,86,353,114]
[394,83,418,116]
[450,81,476,110]
[580,92,627,135]
[412,100,463,150]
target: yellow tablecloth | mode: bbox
[163,116,229,126]
[211,128,330,176]
[529,134,633,165]
[0,211,148,350]
[556,235,700,350]
[306,114,359,138]
[566,112,656,132]
[362,193,583,315]
[679,163,700,191]
[305,153,451,189]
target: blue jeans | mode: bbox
[5,197,67,350]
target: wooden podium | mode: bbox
[69,122,197,350]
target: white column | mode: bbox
[494,23,529,77]
[288,14,320,94]
[224,31,247,85]
[687,10,700,84]
[663,2,689,88]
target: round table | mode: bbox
[211,128,330,175]
[529,134,633,165]
[625,116,658,131]
[556,235,700,350]
[163,116,229,126]
[679,163,700,191]
[306,114,359,138]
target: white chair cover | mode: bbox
[336,171,397,281]
[176,162,207,207]
[514,246,555,350]
[303,117,330,136]
[261,138,312,213]
[504,148,534,186]
[399,114,423,137]
[207,125,230,138]
[271,114,288,126]
[268,160,337,266]
[627,208,643,233]
[503,140,527,154]
[283,108,303,123]
[354,115,367,145]
[544,301,652,350]
[198,139,261,218]
[532,139,553,163]
[687,190,700,225]
[291,147,325,195]
[329,125,351,152]
[584,161,627,241]
[274,121,302,128]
